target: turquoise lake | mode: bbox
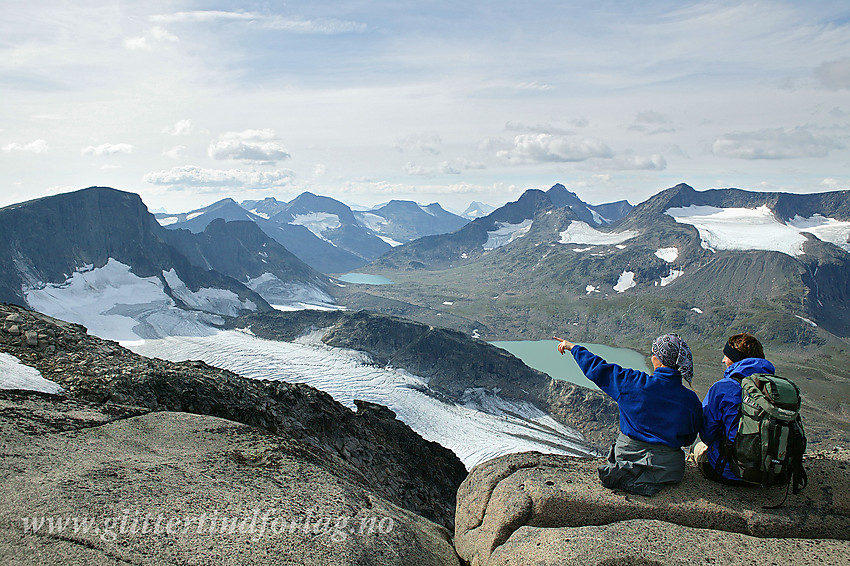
[337,273,395,285]
[489,340,651,390]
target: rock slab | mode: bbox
[455,451,850,566]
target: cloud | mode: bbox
[2,139,48,154]
[124,27,179,50]
[515,81,552,91]
[163,119,192,136]
[395,132,442,154]
[628,111,675,134]
[496,134,613,163]
[634,110,670,124]
[149,10,365,34]
[144,165,294,189]
[814,57,850,90]
[405,157,486,176]
[404,162,434,176]
[505,122,574,135]
[711,127,843,159]
[81,143,134,156]
[208,129,290,163]
[581,154,667,171]
[163,145,186,159]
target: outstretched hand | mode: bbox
[553,336,575,355]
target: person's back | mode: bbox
[557,333,702,496]
[695,333,773,483]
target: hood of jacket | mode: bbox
[724,357,776,380]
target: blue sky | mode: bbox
[2,1,849,213]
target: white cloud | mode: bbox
[505,122,574,135]
[634,110,670,124]
[208,129,290,163]
[163,119,192,136]
[712,127,843,159]
[124,26,179,51]
[496,133,613,163]
[515,81,552,91]
[581,154,667,171]
[404,162,434,176]
[814,57,850,90]
[163,145,186,159]
[144,165,295,189]
[395,132,442,154]
[81,143,134,156]
[2,139,48,154]
[149,10,365,34]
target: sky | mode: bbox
[2,1,849,215]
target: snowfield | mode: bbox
[613,271,636,293]
[129,330,594,468]
[654,247,679,262]
[483,220,533,250]
[291,213,342,240]
[788,214,850,253]
[665,205,850,256]
[0,352,63,394]
[24,259,249,344]
[660,268,684,287]
[559,221,637,246]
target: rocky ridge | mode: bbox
[0,303,466,530]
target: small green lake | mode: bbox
[489,340,651,390]
[337,273,395,285]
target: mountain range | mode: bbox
[0,187,330,340]
[157,192,473,273]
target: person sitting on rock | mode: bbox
[554,333,702,496]
[693,332,774,484]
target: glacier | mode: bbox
[128,330,594,469]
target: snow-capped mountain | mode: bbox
[354,200,469,245]
[462,201,497,219]
[161,195,370,274]
[0,187,334,342]
[155,198,261,232]
[373,184,632,270]
[367,183,850,346]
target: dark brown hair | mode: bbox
[727,332,764,359]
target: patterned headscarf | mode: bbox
[651,333,693,383]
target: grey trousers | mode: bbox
[598,433,686,496]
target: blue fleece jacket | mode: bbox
[700,357,776,481]
[571,345,702,449]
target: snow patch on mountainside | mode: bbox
[245,273,334,309]
[483,220,533,250]
[24,259,228,343]
[654,247,679,262]
[129,331,593,468]
[156,216,179,226]
[162,269,256,316]
[291,213,342,240]
[659,268,684,287]
[666,205,809,256]
[377,235,403,247]
[559,221,637,246]
[613,271,636,292]
[787,214,850,252]
[0,352,64,394]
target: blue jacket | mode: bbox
[571,345,702,449]
[700,357,776,481]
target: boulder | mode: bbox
[0,391,460,566]
[455,451,850,566]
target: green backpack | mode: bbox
[719,373,808,501]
